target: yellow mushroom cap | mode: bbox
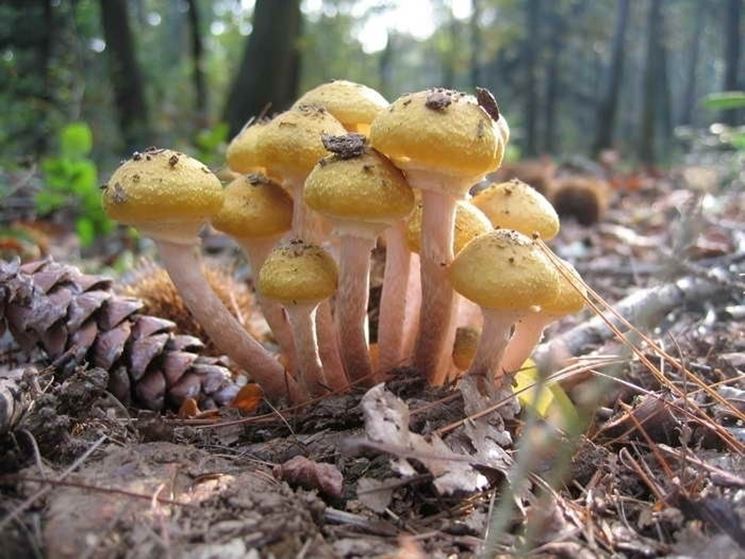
[102,148,222,226]
[258,240,338,304]
[253,105,347,182]
[405,200,491,255]
[453,326,480,370]
[293,80,388,133]
[543,259,586,315]
[226,120,269,173]
[304,144,414,226]
[370,89,504,180]
[472,179,560,240]
[450,229,559,311]
[212,173,293,239]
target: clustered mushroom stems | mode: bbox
[156,237,301,402]
[376,221,412,376]
[466,308,522,382]
[284,301,330,397]
[413,186,460,385]
[336,232,377,383]
[499,312,555,374]
[235,235,297,369]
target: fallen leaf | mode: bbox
[356,477,395,513]
[273,455,344,498]
[230,383,263,413]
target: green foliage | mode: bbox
[701,91,745,111]
[37,122,113,247]
[194,122,229,165]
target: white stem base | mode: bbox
[285,303,327,397]
[467,309,521,385]
[500,313,551,373]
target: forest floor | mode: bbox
[1,163,744,558]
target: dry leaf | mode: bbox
[178,397,200,418]
[230,383,263,413]
[356,477,395,513]
[273,455,344,498]
[360,384,490,494]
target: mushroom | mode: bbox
[102,148,298,402]
[449,229,559,387]
[258,240,338,397]
[500,258,586,374]
[251,104,347,382]
[452,326,480,371]
[405,199,493,383]
[304,134,414,383]
[226,118,270,175]
[253,104,346,239]
[370,88,508,383]
[211,173,297,372]
[293,79,388,135]
[472,179,560,239]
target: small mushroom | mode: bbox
[259,241,338,397]
[449,229,559,388]
[226,118,270,175]
[211,173,297,371]
[102,148,299,402]
[370,88,508,384]
[293,79,388,135]
[472,179,560,239]
[500,258,586,373]
[305,137,414,383]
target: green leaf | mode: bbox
[701,91,745,111]
[75,217,96,247]
[60,122,93,159]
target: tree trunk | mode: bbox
[223,0,301,137]
[657,15,673,160]
[638,0,661,166]
[680,0,705,126]
[723,0,742,125]
[99,0,150,151]
[186,0,207,120]
[543,5,563,154]
[469,0,482,88]
[592,0,630,155]
[524,0,540,156]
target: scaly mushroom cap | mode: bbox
[543,258,586,315]
[226,120,269,173]
[212,173,293,239]
[293,80,388,133]
[304,144,414,226]
[450,229,559,311]
[253,105,347,182]
[370,88,506,180]
[258,240,338,305]
[473,179,560,240]
[405,200,491,255]
[103,148,223,225]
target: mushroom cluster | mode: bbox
[101,80,587,406]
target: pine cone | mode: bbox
[0,259,241,411]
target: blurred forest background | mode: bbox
[0,0,743,250]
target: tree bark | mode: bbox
[680,0,705,126]
[723,0,742,125]
[99,0,150,150]
[638,0,661,166]
[524,0,540,156]
[592,0,630,155]
[543,4,563,154]
[186,0,207,119]
[223,0,301,137]
[469,0,482,88]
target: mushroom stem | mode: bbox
[377,222,412,376]
[500,313,553,374]
[236,237,296,368]
[156,239,300,402]
[466,309,521,385]
[337,234,376,383]
[287,180,308,238]
[414,189,457,384]
[315,300,349,391]
[284,302,328,397]
[401,253,421,364]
